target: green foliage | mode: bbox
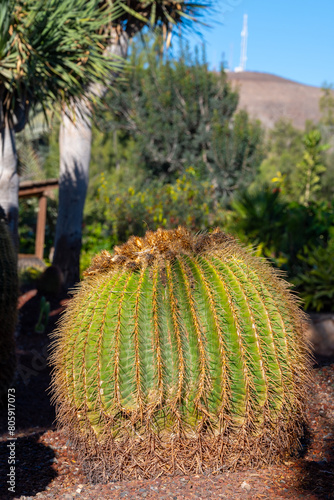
[211,109,264,201]
[19,197,57,258]
[0,212,18,398]
[82,167,224,273]
[0,0,123,124]
[250,119,304,200]
[229,189,334,278]
[19,199,38,255]
[280,201,334,276]
[293,230,334,312]
[244,111,333,311]
[230,188,286,257]
[0,0,213,126]
[319,144,334,201]
[297,130,329,206]
[113,0,213,35]
[51,227,310,480]
[252,120,330,205]
[89,125,140,180]
[102,37,264,199]
[319,83,334,128]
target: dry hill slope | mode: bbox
[226,71,324,129]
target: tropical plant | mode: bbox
[293,229,334,312]
[51,227,311,481]
[230,188,286,258]
[0,0,122,246]
[297,130,329,206]
[0,208,18,399]
[230,189,334,277]
[53,0,214,288]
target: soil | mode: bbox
[0,288,334,500]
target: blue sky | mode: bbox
[186,0,334,88]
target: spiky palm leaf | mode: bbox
[112,0,213,39]
[0,0,124,126]
[115,0,213,24]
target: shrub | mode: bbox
[230,189,334,277]
[293,231,334,312]
[81,168,225,274]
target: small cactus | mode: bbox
[34,296,50,334]
[50,227,311,481]
[0,208,18,399]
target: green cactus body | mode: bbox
[0,213,18,399]
[51,227,311,481]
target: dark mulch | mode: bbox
[0,288,334,500]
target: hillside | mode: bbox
[226,71,324,129]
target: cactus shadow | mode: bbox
[0,341,56,433]
[297,434,334,499]
[295,354,334,499]
[0,434,57,499]
[0,290,68,435]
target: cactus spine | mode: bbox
[0,210,18,399]
[51,227,310,481]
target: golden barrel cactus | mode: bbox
[51,227,311,481]
[0,209,18,398]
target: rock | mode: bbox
[306,315,334,357]
[240,481,251,491]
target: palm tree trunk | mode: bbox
[0,123,19,250]
[53,31,128,289]
[52,102,92,288]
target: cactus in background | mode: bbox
[51,227,311,481]
[0,208,18,399]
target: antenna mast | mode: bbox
[235,14,248,72]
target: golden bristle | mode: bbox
[84,227,234,277]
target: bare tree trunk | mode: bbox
[53,31,128,289]
[52,103,92,287]
[0,123,19,250]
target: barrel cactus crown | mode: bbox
[51,227,310,481]
[0,209,18,399]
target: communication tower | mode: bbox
[235,14,248,72]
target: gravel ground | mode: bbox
[0,290,333,500]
